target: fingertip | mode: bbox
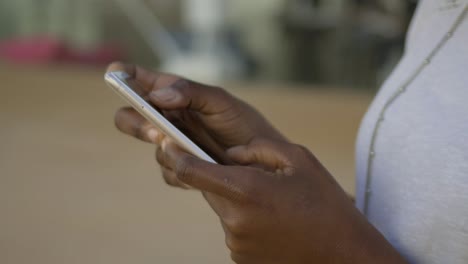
[162,139,190,163]
[114,107,161,143]
[114,107,132,131]
[147,127,163,144]
[161,138,174,152]
[106,61,127,73]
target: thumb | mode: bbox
[148,79,235,114]
[226,138,292,171]
[165,143,260,203]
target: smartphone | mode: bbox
[105,71,217,164]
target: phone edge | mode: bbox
[105,71,217,164]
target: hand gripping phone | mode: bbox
[105,71,217,164]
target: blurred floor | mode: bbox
[0,63,372,264]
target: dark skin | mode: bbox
[107,62,407,263]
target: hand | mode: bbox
[159,138,407,264]
[107,62,286,188]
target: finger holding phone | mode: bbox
[106,62,287,187]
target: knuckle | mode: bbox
[113,108,127,130]
[212,86,238,107]
[161,170,178,187]
[161,171,173,185]
[195,82,229,99]
[133,121,147,141]
[174,155,196,183]
[246,137,262,150]
[237,171,263,203]
[209,85,227,96]
[155,147,166,166]
[230,252,250,264]
[225,236,246,254]
[293,144,311,156]
[107,61,126,72]
[238,177,256,203]
[224,179,254,205]
[224,216,249,237]
[114,108,150,141]
[171,79,192,94]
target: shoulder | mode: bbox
[405,0,468,53]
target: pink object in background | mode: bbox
[0,37,67,64]
[0,37,125,66]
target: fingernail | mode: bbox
[150,88,178,102]
[147,128,159,143]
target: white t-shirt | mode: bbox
[355,0,468,263]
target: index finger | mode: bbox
[106,62,179,93]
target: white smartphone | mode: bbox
[105,71,217,164]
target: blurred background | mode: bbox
[0,0,417,263]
